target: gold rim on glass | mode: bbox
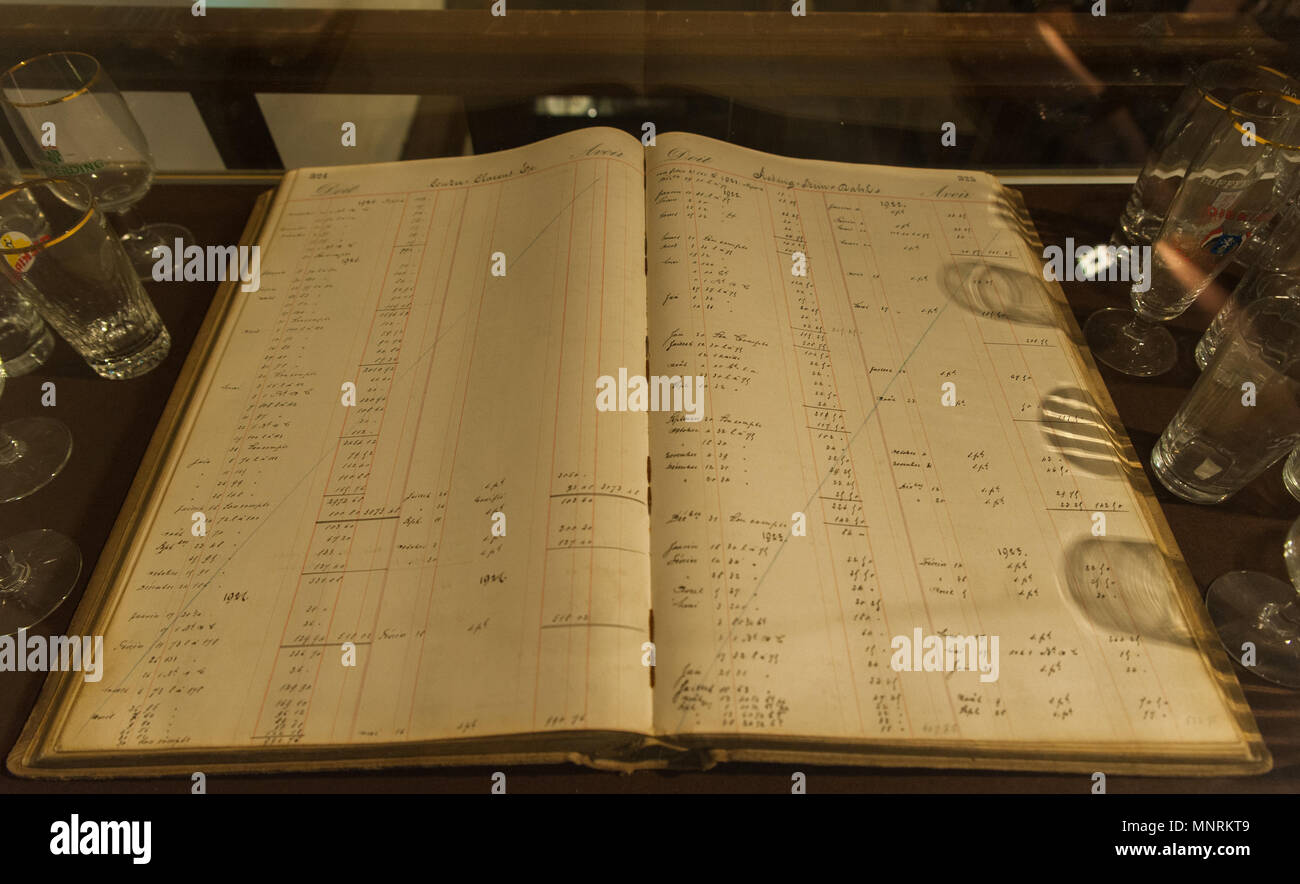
[1227,92,1300,150]
[0,51,102,109]
[0,178,95,252]
[1196,61,1297,112]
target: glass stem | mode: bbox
[115,206,147,239]
[1256,592,1300,638]
[1276,598,1300,630]
[0,429,25,466]
[1121,314,1153,348]
[0,545,29,596]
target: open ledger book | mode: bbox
[11,128,1268,777]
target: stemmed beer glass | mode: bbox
[0,355,79,635]
[1206,515,1300,688]
[1116,59,1300,246]
[1087,91,1300,377]
[0,51,193,279]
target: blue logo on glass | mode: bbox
[1200,230,1243,255]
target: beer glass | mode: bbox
[1203,514,1300,688]
[0,129,53,375]
[0,351,79,634]
[1116,59,1300,245]
[0,177,170,379]
[0,51,193,278]
[1195,188,1300,369]
[1088,92,1300,377]
[1150,295,1300,503]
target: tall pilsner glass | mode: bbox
[1087,91,1300,377]
[1116,59,1300,246]
[1194,187,1300,369]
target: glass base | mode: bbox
[85,325,171,380]
[1148,435,1235,505]
[123,222,196,281]
[1083,307,1177,377]
[0,323,53,377]
[0,417,72,502]
[1112,213,1160,249]
[0,529,82,635]
[1285,450,1300,503]
[1206,571,1300,688]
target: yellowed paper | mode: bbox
[645,132,1254,759]
[21,128,1264,776]
[51,128,653,754]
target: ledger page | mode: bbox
[52,127,653,753]
[645,132,1248,753]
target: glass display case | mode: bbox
[1,1,1298,803]
[0,2,1292,177]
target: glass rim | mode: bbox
[1194,60,1297,111]
[1224,90,1300,150]
[1222,294,1300,375]
[0,177,96,254]
[1239,292,1300,327]
[0,51,102,109]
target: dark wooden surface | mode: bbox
[0,178,1294,794]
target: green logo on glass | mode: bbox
[39,149,105,177]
